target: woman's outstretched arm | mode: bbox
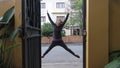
[62,13,69,26]
[47,12,55,26]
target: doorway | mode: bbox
[21,0,86,68]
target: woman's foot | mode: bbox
[74,54,80,58]
[41,55,45,58]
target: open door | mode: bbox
[22,0,41,68]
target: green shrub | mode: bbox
[41,23,53,37]
[105,50,120,68]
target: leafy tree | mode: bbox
[71,0,83,10]
[65,0,83,35]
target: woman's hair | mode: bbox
[57,19,63,23]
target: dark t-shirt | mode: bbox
[47,13,69,39]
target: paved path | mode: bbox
[41,43,83,68]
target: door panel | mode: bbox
[22,0,41,68]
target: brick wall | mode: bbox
[41,36,83,43]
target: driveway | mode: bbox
[42,43,83,68]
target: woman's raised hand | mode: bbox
[47,10,48,13]
[66,10,70,14]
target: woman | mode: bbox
[41,11,80,58]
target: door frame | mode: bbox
[83,0,86,68]
[21,0,86,68]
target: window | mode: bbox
[41,16,46,22]
[56,2,65,8]
[57,16,65,21]
[73,29,80,35]
[41,3,46,9]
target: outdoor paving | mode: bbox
[41,43,83,68]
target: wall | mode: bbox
[0,0,15,16]
[12,0,22,68]
[109,0,120,51]
[86,0,109,68]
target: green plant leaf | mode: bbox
[0,24,5,30]
[0,6,15,68]
[105,57,120,68]
[0,6,14,31]
[0,42,2,49]
[9,28,20,42]
[0,6,14,23]
[3,17,14,32]
[0,39,6,50]
[5,43,21,52]
[109,50,120,61]
[0,33,9,39]
[4,50,13,68]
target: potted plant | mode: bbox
[105,50,120,68]
[0,6,21,68]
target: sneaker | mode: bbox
[41,55,45,58]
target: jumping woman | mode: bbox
[41,11,80,58]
